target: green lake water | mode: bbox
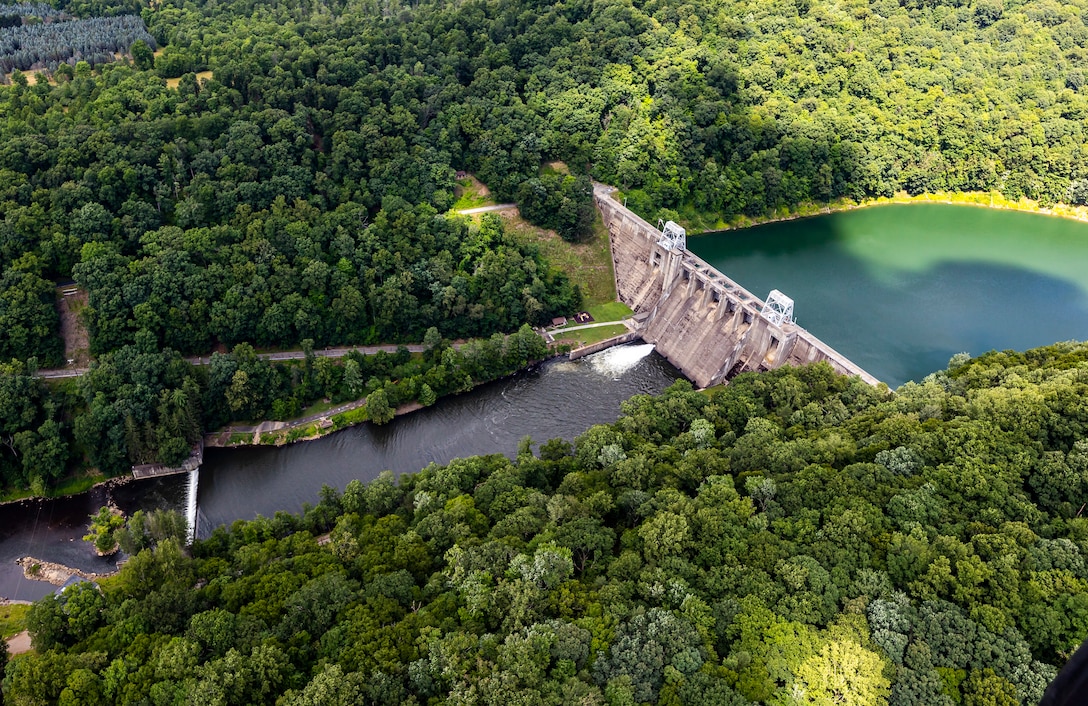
[688,204,1088,387]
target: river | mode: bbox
[690,204,1088,386]
[8,203,1088,602]
[0,345,682,601]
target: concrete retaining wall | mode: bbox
[568,331,640,360]
[131,440,203,479]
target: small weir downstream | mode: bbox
[0,346,680,601]
[184,469,199,545]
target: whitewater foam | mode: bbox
[185,469,199,544]
[587,343,656,379]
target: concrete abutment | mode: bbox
[595,185,880,389]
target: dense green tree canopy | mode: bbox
[3,0,1088,364]
[0,358,68,492]
[8,343,1088,703]
[4,0,1088,694]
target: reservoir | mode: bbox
[0,346,681,601]
[689,204,1088,386]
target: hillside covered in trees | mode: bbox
[3,0,1088,366]
[4,0,1088,695]
[0,322,548,493]
[5,343,1088,704]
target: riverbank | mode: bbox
[204,349,576,449]
[674,191,1088,235]
[205,398,427,448]
[0,474,135,509]
[16,556,116,586]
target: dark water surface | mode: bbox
[196,346,681,533]
[690,204,1088,386]
[0,347,681,599]
[0,477,187,602]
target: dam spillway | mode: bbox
[595,185,881,389]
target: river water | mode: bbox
[8,203,1088,602]
[690,204,1088,386]
[0,345,681,601]
[0,477,188,602]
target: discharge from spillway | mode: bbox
[586,343,656,379]
[185,469,199,544]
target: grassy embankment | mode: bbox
[452,175,495,211]
[549,302,633,347]
[1,603,30,639]
[511,213,618,309]
[454,170,618,309]
[558,323,629,346]
[454,173,633,349]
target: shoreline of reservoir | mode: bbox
[686,202,1088,387]
[683,191,1088,236]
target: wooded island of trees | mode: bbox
[6,344,1088,704]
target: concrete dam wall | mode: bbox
[595,185,881,389]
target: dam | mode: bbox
[595,184,881,389]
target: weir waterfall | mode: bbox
[185,469,199,544]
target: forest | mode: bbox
[0,210,568,492]
[5,343,1088,704]
[2,0,1088,368]
[0,322,548,492]
[3,0,1088,694]
[0,14,155,73]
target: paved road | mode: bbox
[455,203,518,215]
[553,320,634,334]
[184,344,425,366]
[37,344,427,379]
